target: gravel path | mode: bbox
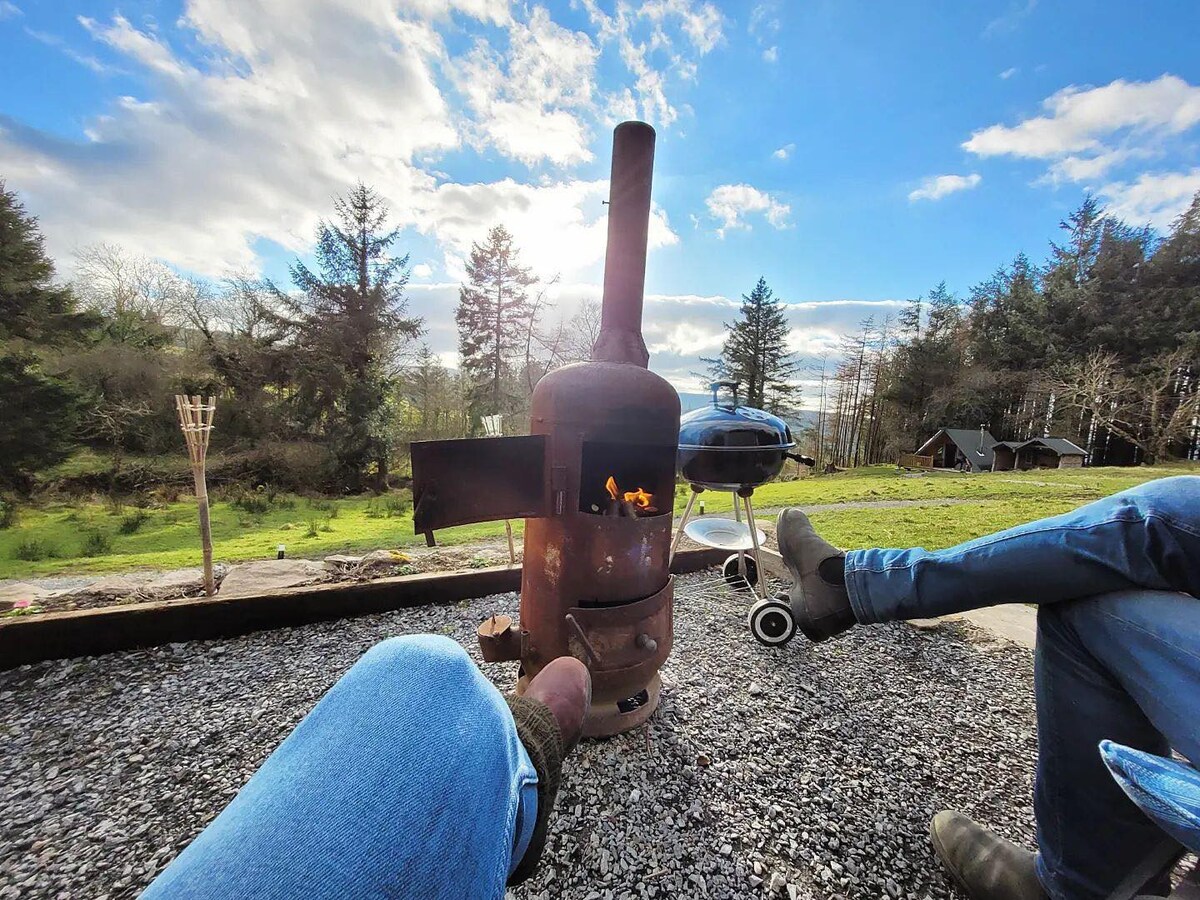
[0,573,1037,900]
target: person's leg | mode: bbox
[846,476,1200,624]
[142,636,539,900]
[932,589,1200,900]
[1032,589,1200,900]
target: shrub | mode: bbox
[304,520,320,538]
[0,499,17,529]
[119,510,151,534]
[307,497,335,513]
[384,495,409,518]
[208,441,336,494]
[80,531,113,557]
[13,539,55,561]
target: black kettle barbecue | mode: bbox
[677,382,812,489]
[672,382,814,648]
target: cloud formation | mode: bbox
[0,0,719,276]
[772,143,795,160]
[705,183,791,237]
[908,173,982,202]
[963,75,1200,228]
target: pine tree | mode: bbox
[717,277,800,411]
[455,225,537,424]
[0,182,89,485]
[281,183,423,491]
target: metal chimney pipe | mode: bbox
[591,121,656,367]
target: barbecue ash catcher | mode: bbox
[410,122,680,737]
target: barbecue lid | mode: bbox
[678,382,795,451]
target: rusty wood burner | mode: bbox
[411,121,680,737]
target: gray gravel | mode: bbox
[0,572,1037,899]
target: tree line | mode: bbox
[4,175,1198,500]
[0,181,597,495]
[804,196,1200,468]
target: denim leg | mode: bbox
[141,635,538,900]
[1033,590,1200,900]
[845,476,1200,624]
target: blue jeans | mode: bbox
[141,635,538,900]
[845,475,1200,900]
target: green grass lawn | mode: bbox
[1,462,1194,580]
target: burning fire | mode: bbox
[605,476,655,510]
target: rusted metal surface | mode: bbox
[412,122,680,735]
[411,435,547,533]
[591,121,655,368]
[477,614,522,662]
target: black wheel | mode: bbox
[748,598,796,647]
[722,553,760,591]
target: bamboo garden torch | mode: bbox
[175,395,216,596]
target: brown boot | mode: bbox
[930,811,1048,900]
[775,509,856,641]
[506,657,591,884]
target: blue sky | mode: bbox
[2,0,1199,393]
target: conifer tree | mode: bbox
[0,182,90,485]
[280,183,423,490]
[714,277,800,411]
[455,225,537,424]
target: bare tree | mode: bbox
[73,243,191,325]
[561,298,602,362]
[1055,349,1199,464]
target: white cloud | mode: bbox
[964,76,1200,160]
[984,0,1037,37]
[962,75,1200,227]
[748,3,780,38]
[0,1,21,19]
[416,178,677,280]
[908,173,982,202]
[772,142,795,160]
[1099,168,1200,230]
[999,67,1018,80]
[578,0,723,127]
[0,0,699,280]
[705,183,790,237]
[24,27,114,74]
[412,263,433,279]
[762,46,778,64]
[452,6,598,166]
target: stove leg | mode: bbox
[743,493,766,601]
[669,488,699,566]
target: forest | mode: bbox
[2,178,1199,510]
[802,195,1200,469]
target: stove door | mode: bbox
[411,435,549,534]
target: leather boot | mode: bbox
[929,811,1048,900]
[775,509,856,641]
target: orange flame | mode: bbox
[605,476,654,510]
[625,486,653,509]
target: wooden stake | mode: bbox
[175,395,216,596]
[504,520,516,567]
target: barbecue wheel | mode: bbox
[748,598,796,647]
[722,553,760,591]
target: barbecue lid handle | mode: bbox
[710,381,739,410]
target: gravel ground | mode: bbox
[0,572,1037,899]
